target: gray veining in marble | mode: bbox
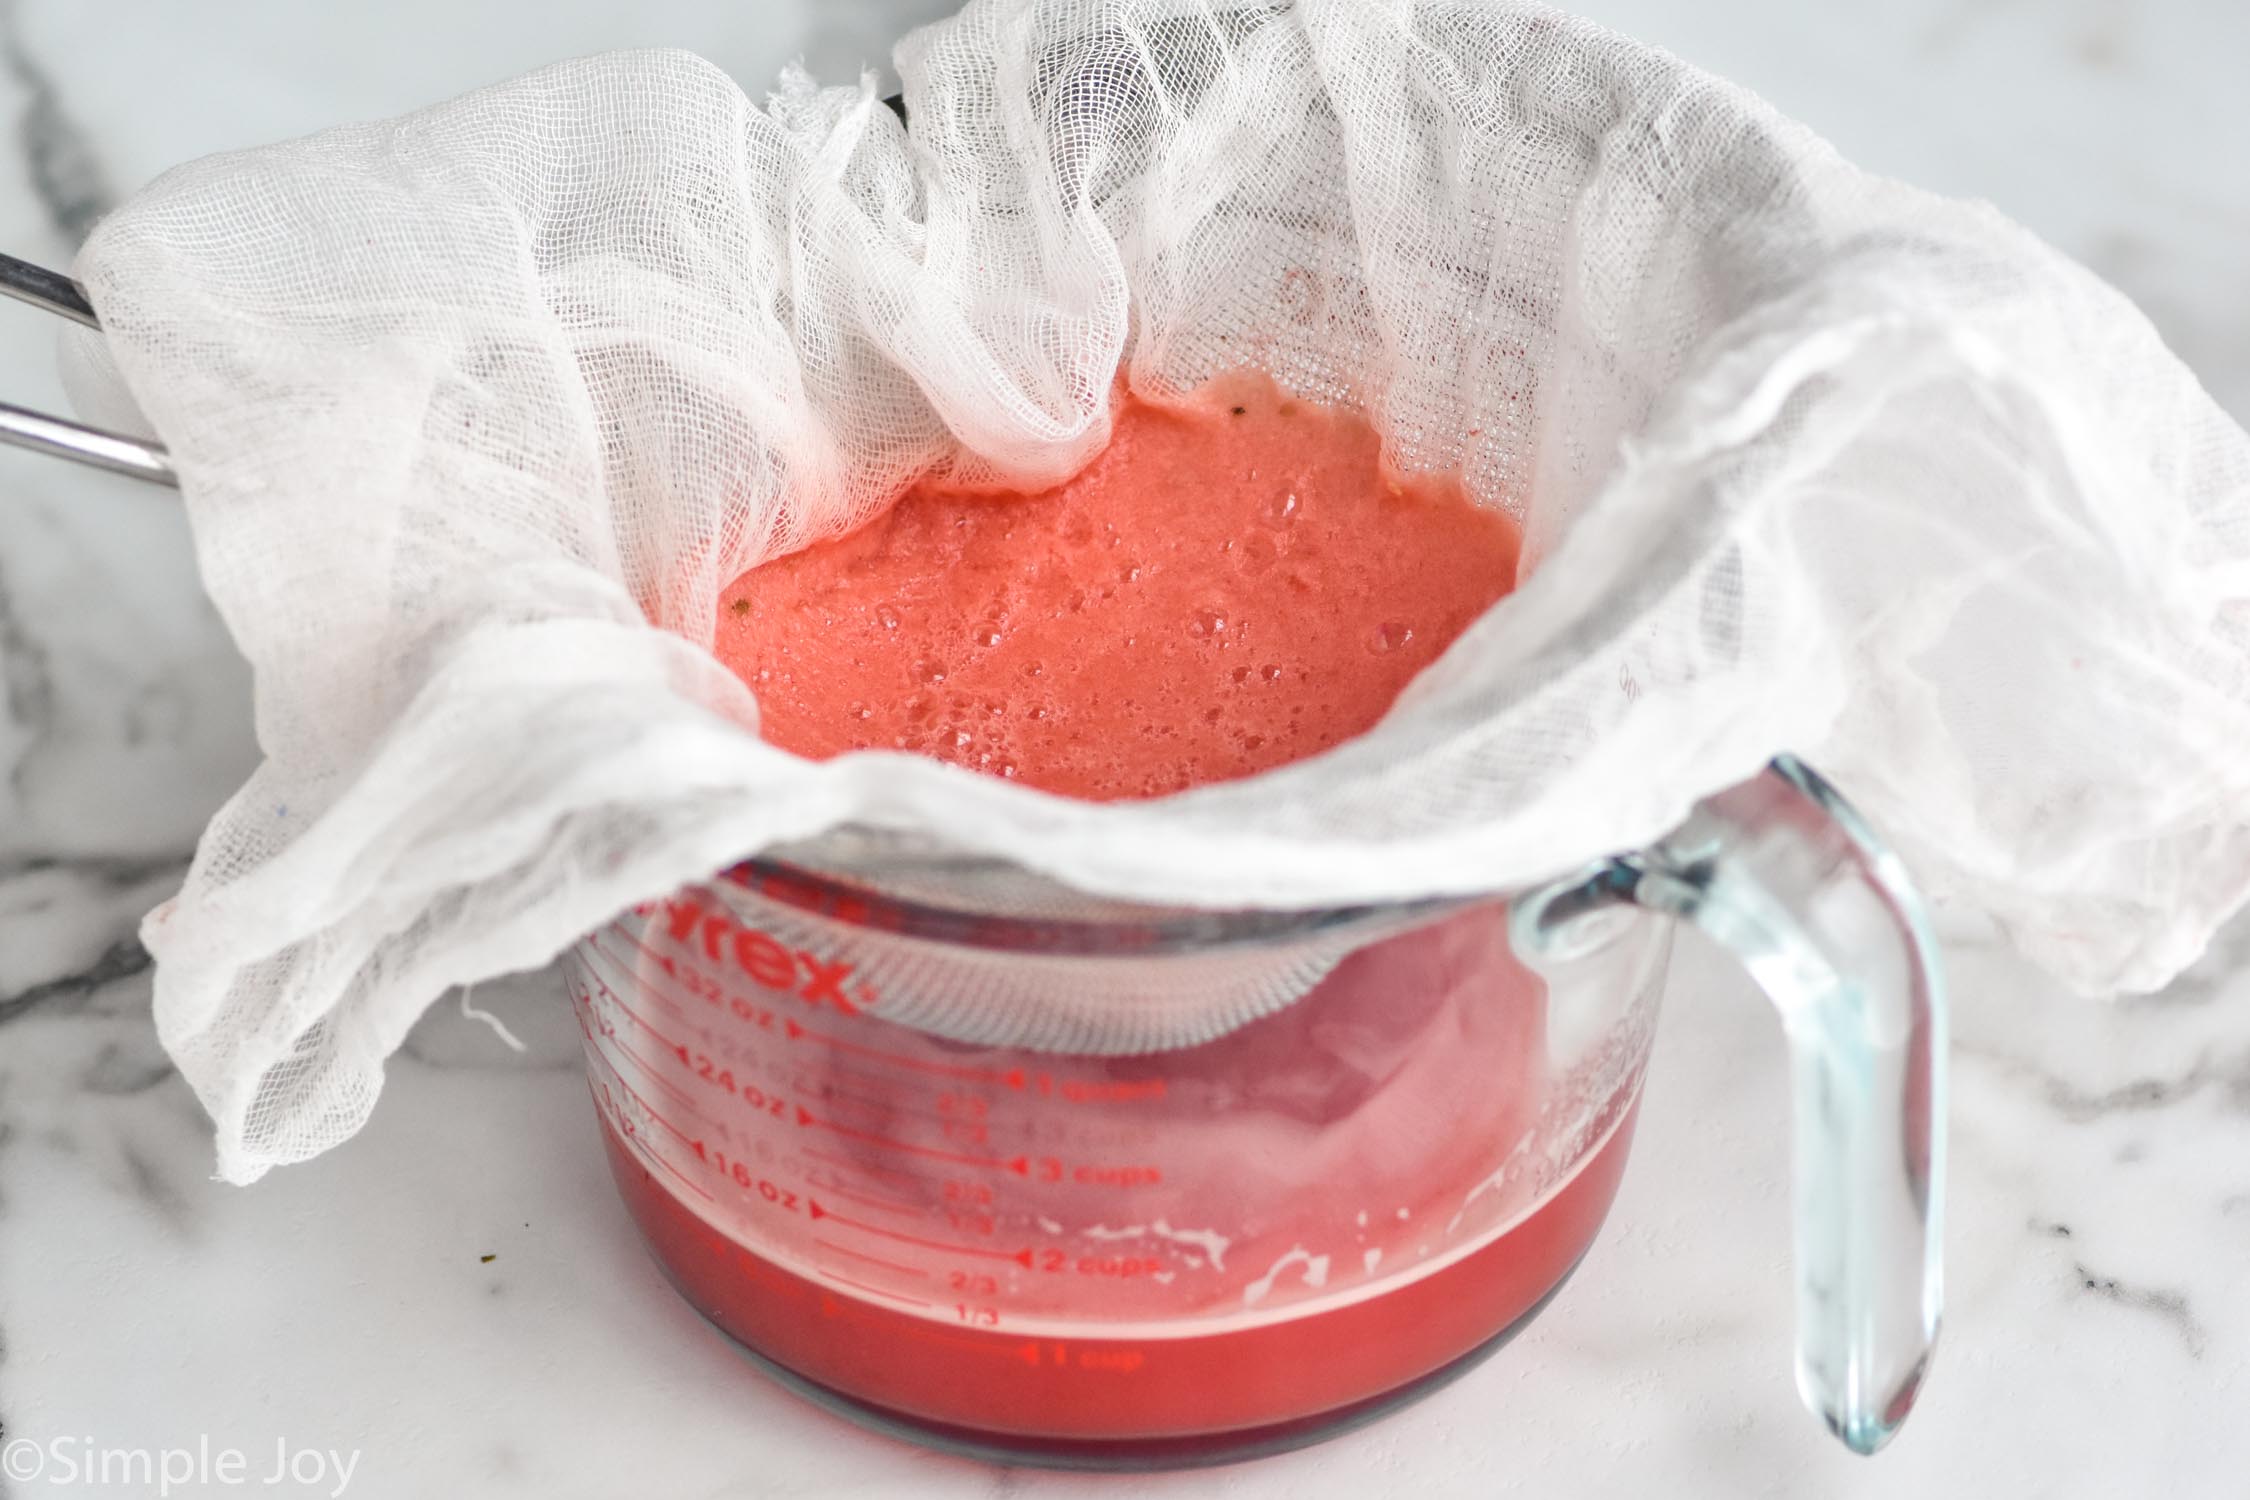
[0,3,2245,1498]
[0,0,111,243]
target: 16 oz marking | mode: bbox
[693,1141,802,1210]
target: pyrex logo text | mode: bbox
[660,898,870,1016]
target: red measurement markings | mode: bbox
[670,1043,795,1125]
[691,1144,805,1211]
[585,957,791,1127]
[808,1198,1037,1267]
[580,1020,701,1146]
[795,1106,1032,1176]
[659,895,873,1016]
[804,1077,925,1120]
[813,1238,930,1279]
[587,1076,712,1202]
[799,1080,979,1139]
[573,966,704,1116]
[813,1060,929,1101]
[1032,1073,1170,1105]
[783,1017,1025,1091]
[603,925,788,1037]
[792,1077,1001,1154]
[566,979,607,1035]
[567,958,661,1038]
[577,959,686,1052]
[914,1332,1046,1365]
[607,926,720,1007]
[588,1054,828,1221]
[578,934,693,1024]
[805,1173,926,1218]
[816,1269,932,1309]
[598,1021,703,1114]
[803,1146,920,1188]
[601,925,1164,1114]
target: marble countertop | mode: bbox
[1,3,2245,1497]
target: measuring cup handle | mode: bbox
[1520,755,1946,1454]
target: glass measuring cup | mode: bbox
[566,755,1943,1468]
[0,254,1944,1466]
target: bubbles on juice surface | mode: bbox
[712,370,1521,801]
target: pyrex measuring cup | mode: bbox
[566,755,1944,1468]
[0,273,1942,1458]
[0,256,1942,1471]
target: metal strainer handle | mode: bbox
[0,250,177,487]
[0,87,901,491]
